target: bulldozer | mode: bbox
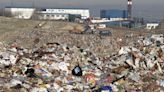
[69,18,93,34]
[69,18,112,36]
[69,25,84,34]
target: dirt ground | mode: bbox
[0,17,163,56]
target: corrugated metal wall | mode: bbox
[100,10,128,19]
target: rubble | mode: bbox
[0,34,163,91]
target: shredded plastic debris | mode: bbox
[0,34,163,91]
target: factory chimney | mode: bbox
[127,0,132,20]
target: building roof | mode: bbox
[5,6,35,9]
[101,9,127,12]
[38,7,89,10]
[37,12,70,15]
[5,7,89,10]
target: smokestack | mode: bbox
[127,0,132,20]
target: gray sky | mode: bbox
[0,0,164,20]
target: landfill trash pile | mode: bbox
[0,34,164,92]
[4,28,123,57]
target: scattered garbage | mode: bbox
[72,65,83,76]
[0,34,163,91]
[100,86,113,92]
[158,80,164,87]
[25,68,36,78]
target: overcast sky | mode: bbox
[0,0,164,20]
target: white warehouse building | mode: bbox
[38,8,90,19]
[5,7,35,19]
[36,13,70,20]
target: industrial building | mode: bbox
[4,7,35,19]
[36,13,69,20]
[100,0,132,21]
[38,8,90,19]
[98,0,135,28]
[100,9,128,20]
[35,12,81,21]
[4,7,90,20]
